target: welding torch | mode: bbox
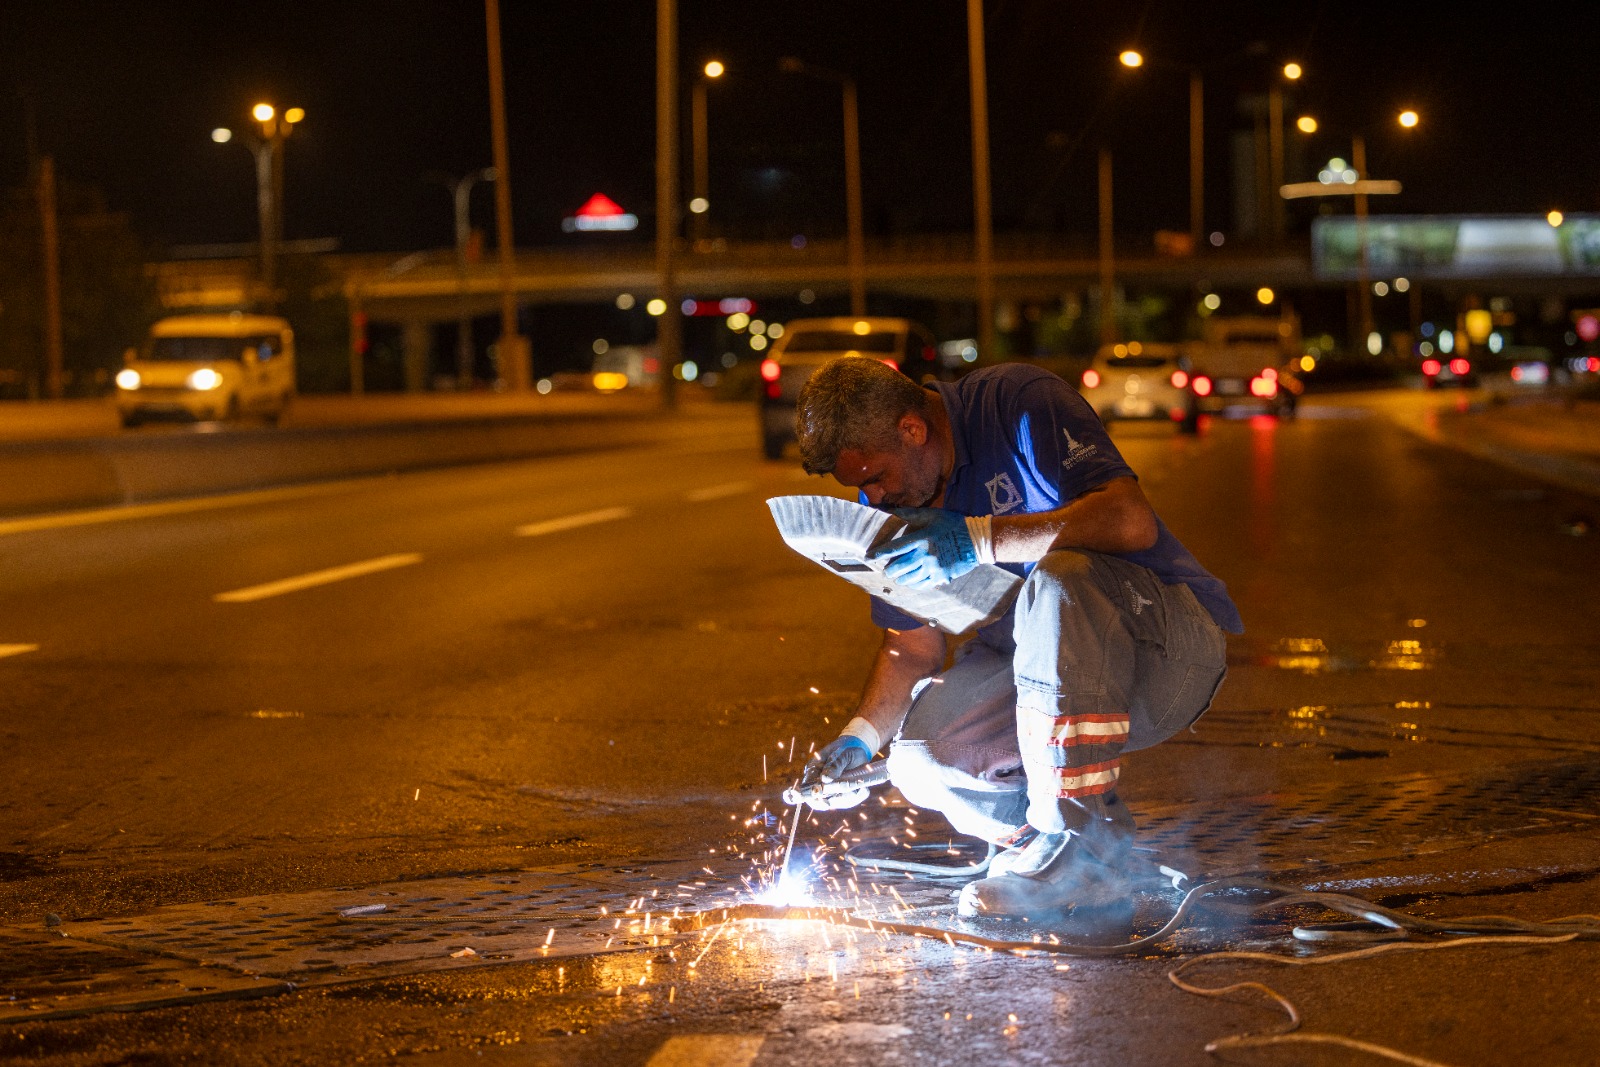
[782,757,891,809]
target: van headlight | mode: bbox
[187,368,224,391]
[115,368,141,391]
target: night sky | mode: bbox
[5,1,1597,256]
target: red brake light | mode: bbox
[1082,368,1101,389]
[764,381,781,399]
[1261,367,1278,381]
[760,359,780,382]
[1192,375,1212,397]
[1170,370,1188,389]
[1421,359,1441,376]
[1449,358,1470,376]
[1250,376,1278,398]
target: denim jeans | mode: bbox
[884,549,1228,843]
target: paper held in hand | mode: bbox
[767,495,1022,635]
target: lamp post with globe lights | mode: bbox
[212,102,303,302]
[689,60,724,245]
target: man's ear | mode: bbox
[898,412,928,446]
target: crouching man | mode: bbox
[793,356,1240,920]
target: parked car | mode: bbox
[1078,342,1199,433]
[757,317,941,459]
[116,313,295,427]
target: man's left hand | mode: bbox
[870,507,979,588]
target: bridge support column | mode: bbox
[401,319,432,393]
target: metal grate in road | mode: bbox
[5,760,1597,1024]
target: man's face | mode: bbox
[831,414,943,508]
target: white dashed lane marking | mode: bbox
[685,481,753,502]
[514,506,632,538]
[0,644,40,659]
[213,553,424,604]
[0,481,363,538]
[643,1035,764,1067]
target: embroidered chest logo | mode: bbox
[985,472,1024,514]
[1061,427,1099,470]
[1125,581,1154,615]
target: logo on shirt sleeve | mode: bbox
[1061,427,1099,470]
[985,472,1024,514]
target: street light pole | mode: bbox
[966,0,997,360]
[655,0,681,409]
[484,0,529,391]
[1189,70,1204,251]
[433,168,496,389]
[1353,133,1373,344]
[1098,148,1117,344]
[689,62,723,245]
[779,57,866,316]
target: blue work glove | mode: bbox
[797,735,874,810]
[869,507,979,588]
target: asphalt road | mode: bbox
[3,397,1599,1065]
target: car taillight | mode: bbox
[1261,367,1278,381]
[760,359,780,382]
[765,381,781,399]
[1449,358,1470,376]
[1082,368,1101,389]
[1192,375,1212,397]
[1422,359,1441,376]
[1170,370,1188,389]
[1250,376,1278,398]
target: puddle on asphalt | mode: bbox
[1192,701,1600,758]
[1236,635,1442,674]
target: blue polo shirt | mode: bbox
[868,364,1243,635]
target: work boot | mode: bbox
[957,830,1132,920]
[985,825,1038,878]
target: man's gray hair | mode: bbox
[795,356,929,474]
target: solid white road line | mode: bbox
[214,553,423,604]
[514,506,632,538]
[643,1035,764,1067]
[0,481,368,538]
[685,481,753,502]
[0,644,40,659]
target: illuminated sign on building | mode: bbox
[1312,214,1600,280]
[562,193,639,233]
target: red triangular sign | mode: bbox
[576,193,626,218]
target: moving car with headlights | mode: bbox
[757,316,941,459]
[1078,342,1198,433]
[116,313,295,427]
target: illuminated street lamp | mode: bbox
[1291,108,1421,343]
[779,56,866,316]
[690,60,724,244]
[213,101,303,302]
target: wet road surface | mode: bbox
[2,398,1598,1065]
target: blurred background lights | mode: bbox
[749,335,768,351]
[284,107,305,124]
[252,103,275,122]
[1208,231,1225,247]
[720,352,737,368]
[1256,287,1275,305]
[1373,281,1390,296]
[1202,293,1222,311]
[646,299,666,316]
[592,339,609,355]
[1394,277,1411,293]
[1367,331,1383,356]
[1296,115,1318,134]
[1119,50,1143,68]
[1299,355,1316,372]
[615,293,635,310]
[703,60,724,78]
[1398,109,1419,128]
[536,378,552,394]
[749,319,766,335]
[767,322,785,338]
[1488,332,1504,353]
[1439,330,1454,354]
[211,128,233,143]
[1548,210,1565,227]
[1283,62,1303,79]
[688,197,709,214]
[798,289,815,304]
[726,312,750,331]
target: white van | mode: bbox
[116,313,296,427]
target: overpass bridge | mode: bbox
[154,234,1317,323]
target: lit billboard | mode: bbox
[1311,214,1600,279]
